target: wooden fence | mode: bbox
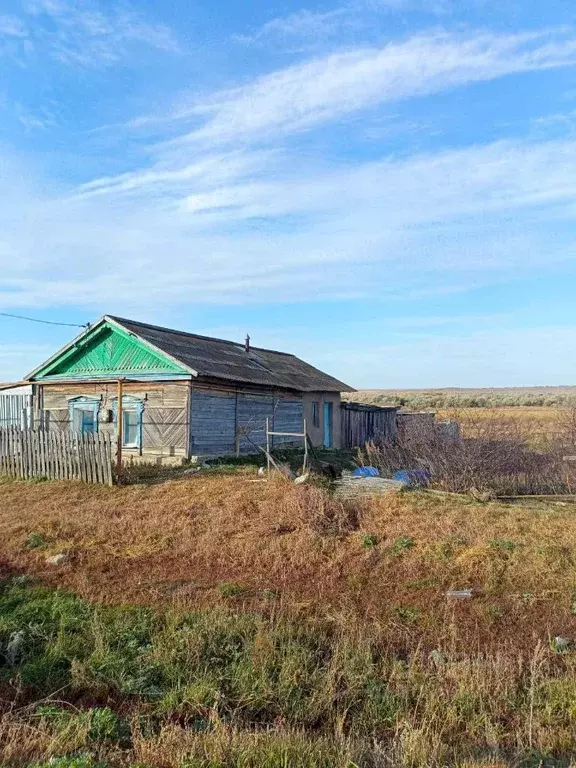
[341,402,399,448]
[0,394,33,429]
[0,428,114,485]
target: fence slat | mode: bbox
[104,432,113,486]
[0,428,113,486]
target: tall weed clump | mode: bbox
[2,577,576,767]
[360,408,576,495]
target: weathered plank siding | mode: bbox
[189,385,304,457]
[340,402,398,448]
[190,389,237,457]
[237,393,273,452]
[38,381,189,464]
[273,397,304,446]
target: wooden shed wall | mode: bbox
[340,403,398,448]
[38,380,309,461]
[189,385,303,458]
[38,381,189,463]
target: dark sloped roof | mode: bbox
[108,316,354,393]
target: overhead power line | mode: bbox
[0,312,89,329]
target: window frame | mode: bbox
[112,395,144,450]
[312,401,320,428]
[68,396,101,435]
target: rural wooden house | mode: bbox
[24,316,354,463]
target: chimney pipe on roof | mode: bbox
[245,334,250,353]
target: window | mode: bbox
[68,397,100,434]
[312,401,320,428]
[123,409,140,448]
[112,396,144,450]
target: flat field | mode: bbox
[345,386,576,409]
[2,471,576,766]
[346,388,576,439]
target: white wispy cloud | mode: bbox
[1,134,576,314]
[235,8,352,46]
[2,21,576,344]
[236,0,455,47]
[2,0,178,67]
[0,15,28,37]
[170,29,576,146]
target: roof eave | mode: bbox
[26,315,200,381]
[25,317,108,381]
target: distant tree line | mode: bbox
[357,392,576,409]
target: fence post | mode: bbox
[116,378,124,483]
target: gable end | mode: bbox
[30,321,192,380]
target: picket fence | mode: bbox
[0,428,114,486]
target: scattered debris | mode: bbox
[446,589,473,599]
[393,469,430,487]
[354,466,380,477]
[552,636,571,653]
[335,471,406,499]
[183,467,202,476]
[5,630,25,666]
[45,552,69,566]
[469,486,496,502]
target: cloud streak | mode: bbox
[172,29,576,145]
[2,134,576,314]
[2,0,178,67]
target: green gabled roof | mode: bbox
[27,314,354,392]
[28,319,193,380]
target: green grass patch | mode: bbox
[24,533,47,550]
[1,576,576,767]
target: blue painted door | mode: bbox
[323,402,333,448]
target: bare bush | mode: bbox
[359,409,575,495]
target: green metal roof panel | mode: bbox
[33,324,189,379]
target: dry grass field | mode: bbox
[2,471,576,766]
[1,471,576,648]
[346,387,576,440]
[346,386,576,409]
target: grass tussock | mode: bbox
[1,474,576,649]
[3,472,576,764]
[1,578,576,767]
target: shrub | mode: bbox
[25,533,47,550]
[218,582,246,598]
[362,534,379,549]
[359,409,573,495]
[392,535,415,555]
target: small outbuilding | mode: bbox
[25,316,354,463]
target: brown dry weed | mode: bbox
[1,472,576,650]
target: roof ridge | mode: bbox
[107,315,296,358]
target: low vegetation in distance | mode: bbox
[344,386,576,409]
[2,470,576,766]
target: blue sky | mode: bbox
[2,0,576,387]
